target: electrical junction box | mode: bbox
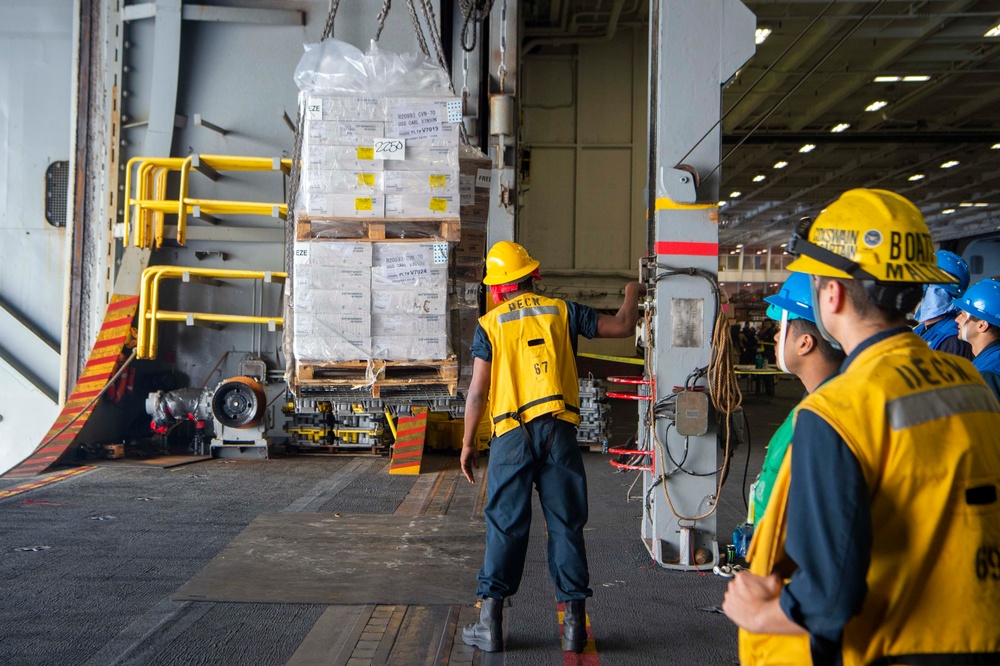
[675,391,709,437]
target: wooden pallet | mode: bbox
[294,358,458,398]
[296,217,461,242]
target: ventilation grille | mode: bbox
[45,161,69,228]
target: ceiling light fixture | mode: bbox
[755,28,772,44]
[908,173,925,182]
[752,174,766,183]
[773,161,788,169]
[865,100,889,112]
[719,201,727,207]
[730,191,742,198]
[985,23,1000,38]
[974,203,989,207]
[874,76,900,82]
[942,209,956,215]
[831,123,851,133]
[736,244,744,249]
[799,144,816,153]
[960,202,975,207]
[992,143,1000,150]
[941,160,960,169]
[779,243,787,248]
[902,75,931,82]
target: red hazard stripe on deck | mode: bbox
[390,450,425,461]
[654,241,718,257]
[0,466,94,498]
[558,602,600,664]
[92,335,128,351]
[394,424,427,438]
[101,315,136,332]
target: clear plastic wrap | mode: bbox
[292,241,450,363]
[294,39,452,96]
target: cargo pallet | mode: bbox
[295,217,460,242]
[293,358,459,399]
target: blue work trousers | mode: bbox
[476,415,592,602]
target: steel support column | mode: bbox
[487,0,518,247]
[643,0,755,569]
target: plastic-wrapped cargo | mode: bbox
[291,240,451,363]
[294,39,462,222]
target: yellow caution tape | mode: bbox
[577,352,645,366]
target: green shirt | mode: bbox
[752,409,796,522]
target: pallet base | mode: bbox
[294,358,458,399]
[296,218,460,242]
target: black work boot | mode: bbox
[563,600,587,653]
[462,597,503,652]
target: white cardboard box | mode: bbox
[385,193,459,218]
[294,288,372,314]
[295,264,371,292]
[305,193,385,218]
[371,335,449,360]
[372,289,447,315]
[296,241,372,267]
[383,170,460,194]
[303,144,384,172]
[372,313,448,336]
[384,146,459,171]
[305,95,386,122]
[301,169,382,194]
[305,120,384,146]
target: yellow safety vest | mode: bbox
[754,331,1000,666]
[478,293,581,437]
[738,447,812,666]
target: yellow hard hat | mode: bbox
[483,241,540,286]
[786,188,958,284]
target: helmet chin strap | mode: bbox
[809,276,843,352]
[959,318,969,343]
[776,309,791,374]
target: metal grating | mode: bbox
[44,161,69,227]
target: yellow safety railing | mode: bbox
[124,154,293,250]
[136,266,287,359]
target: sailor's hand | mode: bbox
[460,443,479,483]
[722,571,781,631]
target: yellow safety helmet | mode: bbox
[483,241,540,286]
[786,188,958,285]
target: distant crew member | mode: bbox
[912,249,974,359]
[749,272,845,523]
[955,277,1000,400]
[459,241,642,654]
[723,189,1000,666]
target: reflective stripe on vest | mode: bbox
[887,383,1000,430]
[496,305,560,324]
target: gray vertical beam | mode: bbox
[644,0,755,569]
[487,0,518,247]
[145,0,182,154]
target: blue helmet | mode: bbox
[764,272,815,322]
[935,250,970,297]
[955,278,1000,328]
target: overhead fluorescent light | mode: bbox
[960,202,975,207]
[753,174,766,182]
[736,244,744,248]
[975,202,989,207]
[942,208,956,215]
[831,123,851,133]
[719,200,727,207]
[799,144,816,153]
[730,191,742,198]
[985,23,1000,38]
[940,160,960,169]
[755,28,772,44]
[865,100,889,112]
[874,76,900,82]
[992,143,1000,150]
[908,173,925,182]
[902,75,931,82]
[773,161,788,169]
[779,243,787,248]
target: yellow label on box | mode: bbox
[357,146,375,160]
[428,174,448,189]
[429,197,448,212]
[357,173,376,187]
[356,198,374,211]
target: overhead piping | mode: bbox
[521,0,627,55]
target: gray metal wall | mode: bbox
[0,0,72,471]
